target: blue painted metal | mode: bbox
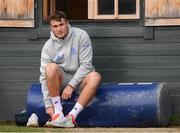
[26,82,171,127]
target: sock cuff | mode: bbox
[51,96,61,102]
[75,102,84,110]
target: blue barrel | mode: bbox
[26,82,171,127]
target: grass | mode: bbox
[1,115,180,132]
[1,122,180,132]
[169,115,180,126]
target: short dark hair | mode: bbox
[49,11,68,23]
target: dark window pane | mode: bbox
[98,0,114,15]
[118,0,136,14]
[55,0,87,20]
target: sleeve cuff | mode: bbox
[68,78,79,89]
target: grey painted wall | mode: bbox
[0,25,180,121]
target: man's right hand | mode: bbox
[46,106,54,117]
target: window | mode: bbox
[89,0,140,19]
[43,0,87,20]
[43,0,140,21]
[145,0,180,26]
[0,0,34,27]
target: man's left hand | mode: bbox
[61,85,73,99]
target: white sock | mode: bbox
[51,96,64,117]
[69,102,83,119]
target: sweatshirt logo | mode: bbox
[70,48,77,55]
[82,43,91,48]
[54,52,64,63]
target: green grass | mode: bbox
[0,123,89,132]
[0,121,73,132]
[1,115,180,132]
[169,115,180,126]
[0,122,119,132]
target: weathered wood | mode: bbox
[43,0,48,20]
[0,20,35,27]
[28,0,34,19]
[146,0,180,18]
[158,0,180,18]
[145,0,158,18]
[0,0,34,19]
[0,0,34,27]
[145,19,180,26]
[145,0,180,26]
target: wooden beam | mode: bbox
[145,18,180,26]
[0,20,35,27]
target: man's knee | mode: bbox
[45,63,60,78]
[88,72,102,82]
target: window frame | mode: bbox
[43,0,140,21]
[88,0,140,19]
[43,0,55,20]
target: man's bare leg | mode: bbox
[45,63,64,117]
[68,72,101,119]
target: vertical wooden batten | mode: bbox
[114,0,118,19]
[43,0,48,20]
[88,0,94,19]
[50,0,55,15]
[43,0,56,21]
[0,0,35,27]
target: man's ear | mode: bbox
[66,20,69,25]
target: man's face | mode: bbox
[50,18,69,39]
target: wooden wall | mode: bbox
[0,0,180,122]
[0,25,180,121]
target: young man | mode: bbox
[39,11,101,127]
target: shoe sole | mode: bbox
[27,123,39,127]
[45,123,75,128]
[45,123,66,128]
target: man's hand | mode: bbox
[46,106,54,117]
[61,85,73,99]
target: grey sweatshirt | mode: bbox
[39,26,95,108]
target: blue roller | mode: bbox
[26,82,171,127]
